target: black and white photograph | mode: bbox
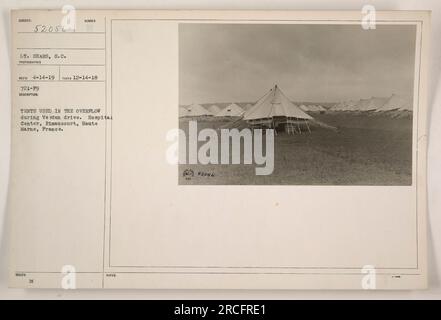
[179,23,416,185]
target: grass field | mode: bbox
[178,113,412,185]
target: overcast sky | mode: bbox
[179,23,416,105]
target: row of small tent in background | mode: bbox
[330,94,412,113]
[179,102,327,118]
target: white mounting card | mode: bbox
[8,10,430,289]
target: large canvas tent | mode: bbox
[216,103,244,117]
[180,103,213,118]
[244,85,313,134]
